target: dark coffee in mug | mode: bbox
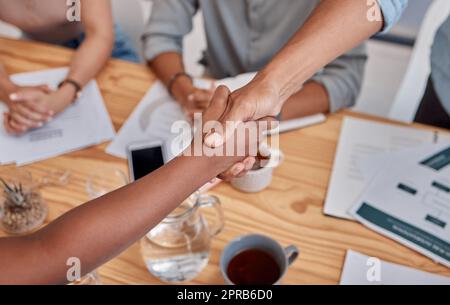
[226,249,281,285]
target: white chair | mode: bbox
[389,0,450,122]
[183,12,207,76]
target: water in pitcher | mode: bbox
[141,219,211,282]
[141,193,223,283]
[143,252,210,283]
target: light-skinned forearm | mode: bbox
[52,32,113,112]
[68,35,113,86]
[51,0,114,111]
[149,52,194,103]
[280,82,329,120]
[255,0,382,106]
[66,31,113,87]
[65,0,114,87]
[0,154,234,284]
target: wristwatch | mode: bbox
[58,79,83,102]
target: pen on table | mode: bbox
[264,113,327,136]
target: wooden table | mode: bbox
[1,37,449,284]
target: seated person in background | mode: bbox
[0,0,139,135]
[0,87,269,284]
[143,0,367,120]
[415,14,450,130]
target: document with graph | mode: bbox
[350,144,450,268]
[324,117,450,220]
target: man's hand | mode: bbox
[172,76,215,118]
[148,52,216,117]
[184,85,215,117]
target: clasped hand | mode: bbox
[3,85,72,135]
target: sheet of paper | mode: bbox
[105,81,185,160]
[323,117,447,220]
[0,68,115,165]
[340,250,450,285]
[107,72,326,160]
[350,144,450,267]
[106,73,258,159]
[360,135,450,180]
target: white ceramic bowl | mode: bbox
[231,149,284,193]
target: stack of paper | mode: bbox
[324,117,450,267]
[324,117,450,220]
[350,144,450,268]
[340,250,450,285]
[0,68,115,165]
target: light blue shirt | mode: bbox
[377,0,409,33]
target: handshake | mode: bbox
[185,83,281,181]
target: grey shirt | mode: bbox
[431,15,450,116]
[143,0,367,113]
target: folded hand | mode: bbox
[4,86,72,135]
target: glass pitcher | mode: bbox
[140,192,224,283]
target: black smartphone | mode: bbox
[127,141,166,181]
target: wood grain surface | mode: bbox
[1,37,449,284]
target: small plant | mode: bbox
[1,178,32,211]
[0,177,47,235]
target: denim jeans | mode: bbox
[62,24,140,63]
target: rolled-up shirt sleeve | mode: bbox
[377,0,408,33]
[311,44,368,112]
[142,0,199,61]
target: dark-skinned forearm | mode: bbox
[0,154,231,284]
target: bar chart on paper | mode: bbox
[351,145,450,268]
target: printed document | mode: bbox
[324,117,449,220]
[350,144,450,268]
